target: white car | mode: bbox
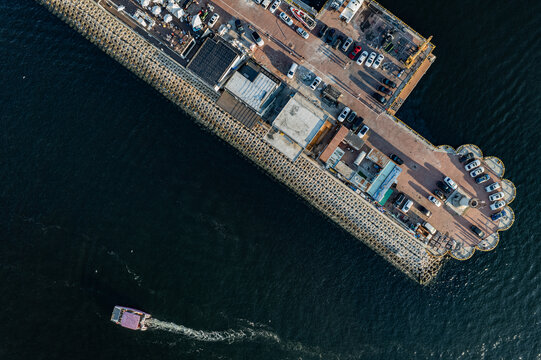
[490,200,506,211]
[296,27,309,39]
[208,13,219,28]
[287,62,298,78]
[310,76,322,90]
[251,31,264,47]
[485,182,501,193]
[342,37,353,52]
[356,51,368,65]
[365,52,376,67]
[337,107,350,122]
[269,0,281,13]
[489,192,504,202]
[279,12,293,26]
[470,167,484,177]
[372,54,384,69]
[358,125,369,139]
[443,176,458,190]
[401,199,413,213]
[465,159,481,171]
[428,195,442,207]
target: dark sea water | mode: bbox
[1,1,540,359]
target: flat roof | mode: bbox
[187,37,240,87]
[224,67,279,112]
[272,93,326,149]
[264,127,303,161]
[216,91,261,128]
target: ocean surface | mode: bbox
[1,1,540,359]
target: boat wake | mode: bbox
[146,319,281,344]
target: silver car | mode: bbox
[342,37,353,52]
[490,200,505,211]
[269,0,281,13]
[365,52,377,67]
[279,12,293,26]
[373,54,384,69]
[489,192,504,202]
[465,159,481,171]
[470,167,484,177]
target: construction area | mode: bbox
[36,0,516,283]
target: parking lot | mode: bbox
[209,0,430,120]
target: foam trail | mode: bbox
[147,319,281,344]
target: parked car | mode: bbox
[337,106,350,122]
[378,85,393,95]
[351,116,364,132]
[470,225,485,239]
[381,77,396,88]
[373,54,384,69]
[345,111,357,123]
[437,180,453,194]
[310,76,322,90]
[287,62,298,78]
[372,92,386,104]
[394,193,405,207]
[251,31,264,46]
[317,24,328,38]
[358,125,370,138]
[349,45,362,60]
[443,176,458,190]
[491,210,506,221]
[325,28,335,43]
[485,182,501,192]
[459,152,474,163]
[476,174,490,184]
[332,35,343,49]
[489,192,505,202]
[433,189,446,201]
[490,200,506,211]
[279,11,293,26]
[401,199,413,213]
[269,0,281,13]
[365,52,377,67]
[234,19,245,34]
[470,167,484,177]
[296,27,309,39]
[342,37,353,52]
[428,195,442,207]
[208,13,219,28]
[389,154,403,165]
[356,50,368,65]
[465,159,481,171]
[417,205,432,218]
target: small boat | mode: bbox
[289,6,316,30]
[110,306,151,331]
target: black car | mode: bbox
[381,77,397,88]
[394,193,405,207]
[351,116,364,133]
[459,152,474,163]
[234,19,244,34]
[433,189,446,201]
[417,205,432,218]
[318,24,328,38]
[437,181,453,194]
[332,35,344,49]
[377,85,393,96]
[389,154,404,165]
[345,110,357,123]
[372,92,386,104]
[325,28,335,43]
[470,225,485,239]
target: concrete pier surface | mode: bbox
[35,0,514,283]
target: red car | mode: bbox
[348,45,361,60]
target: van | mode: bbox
[423,222,437,235]
[261,0,272,8]
[401,199,413,213]
[353,151,367,166]
[287,63,298,78]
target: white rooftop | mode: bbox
[225,71,278,113]
[272,93,326,148]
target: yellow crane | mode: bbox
[404,35,433,69]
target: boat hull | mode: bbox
[111,306,151,331]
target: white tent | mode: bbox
[151,6,162,15]
[191,14,202,31]
[140,0,151,6]
[153,0,164,4]
[163,14,173,23]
